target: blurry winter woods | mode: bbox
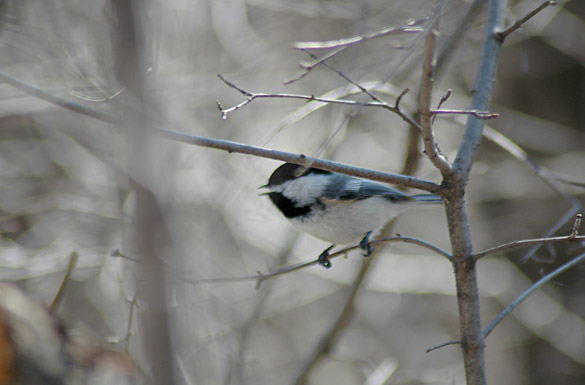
[0,0,584,384]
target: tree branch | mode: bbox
[451,1,506,184]
[217,74,425,133]
[495,1,557,42]
[426,339,462,353]
[0,68,441,193]
[482,126,584,262]
[473,234,585,261]
[482,251,585,338]
[183,235,451,287]
[292,25,423,50]
[432,109,498,119]
[159,128,443,193]
[419,23,452,175]
[444,1,508,384]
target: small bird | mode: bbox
[262,162,442,268]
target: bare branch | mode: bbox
[496,1,557,42]
[426,339,462,353]
[185,235,451,287]
[552,175,585,189]
[394,88,410,110]
[432,109,499,119]
[451,0,506,184]
[0,69,120,123]
[483,251,585,338]
[444,1,508,384]
[419,23,452,175]
[294,49,385,104]
[432,89,452,124]
[286,22,425,84]
[217,74,425,133]
[164,129,443,192]
[0,69,440,193]
[482,126,584,262]
[111,248,141,263]
[266,235,452,276]
[284,47,347,84]
[293,25,423,50]
[69,87,126,103]
[523,208,583,263]
[473,234,585,261]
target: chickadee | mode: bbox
[262,162,442,268]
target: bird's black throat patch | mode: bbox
[267,192,311,218]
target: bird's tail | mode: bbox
[411,194,443,203]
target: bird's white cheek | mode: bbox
[281,174,330,207]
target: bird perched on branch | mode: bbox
[262,162,442,268]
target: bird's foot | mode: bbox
[359,232,374,257]
[318,245,335,269]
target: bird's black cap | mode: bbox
[267,163,330,187]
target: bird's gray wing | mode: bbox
[323,175,412,202]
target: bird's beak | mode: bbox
[258,184,270,196]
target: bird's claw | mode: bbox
[359,231,374,257]
[318,245,335,269]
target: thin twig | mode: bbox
[285,47,347,84]
[552,174,585,189]
[431,109,498,119]
[394,88,410,110]
[187,235,451,287]
[428,238,584,350]
[0,70,120,123]
[482,251,585,338]
[451,0,506,184]
[419,22,452,175]
[496,1,557,42]
[111,249,141,263]
[426,339,462,353]
[482,126,584,262]
[292,25,423,50]
[218,74,425,134]
[69,87,126,103]
[473,234,585,261]
[432,89,452,123]
[260,234,451,285]
[522,208,582,263]
[297,49,385,103]
[49,251,79,313]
